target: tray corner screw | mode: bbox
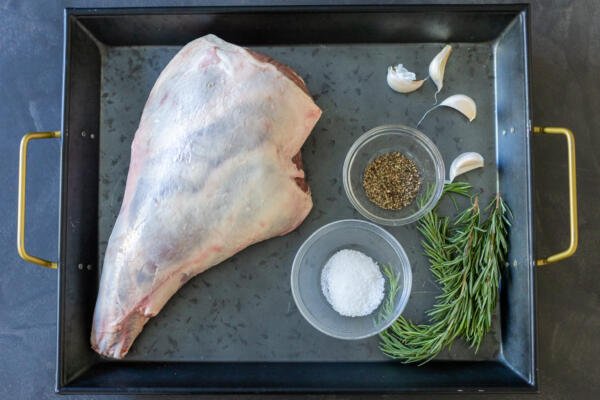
[81,130,96,139]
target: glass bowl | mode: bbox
[290,219,412,340]
[343,124,445,226]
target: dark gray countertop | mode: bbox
[1,0,598,399]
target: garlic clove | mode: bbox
[449,152,484,182]
[439,94,477,122]
[417,94,477,127]
[429,45,452,96]
[387,64,426,93]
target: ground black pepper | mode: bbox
[362,152,422,210]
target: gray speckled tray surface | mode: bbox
[99,42,497,362]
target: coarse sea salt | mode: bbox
[320,249,385,317]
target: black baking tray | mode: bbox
[57,4,535,393]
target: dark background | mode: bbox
[1,0,598,399]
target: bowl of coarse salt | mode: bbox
[291,219,412,340]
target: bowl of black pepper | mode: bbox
[343,125,445,226]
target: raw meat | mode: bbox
[91,34,321,359]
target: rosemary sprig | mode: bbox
[466,195,511,349]
[379,183,510,364]
[376,263,401,324]
[443,181,472,197]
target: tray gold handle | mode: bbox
[533,126,578,266]
[17,131,61,269]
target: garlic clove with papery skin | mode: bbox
[448,152,485,183]
[439,94,477,122]
[387,64,426,93]
[429,45,452,99]
[417,94,477,127]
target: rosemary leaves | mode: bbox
[363,152,421,210]
[379,182,510,364]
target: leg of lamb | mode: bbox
[91,34,321,359]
